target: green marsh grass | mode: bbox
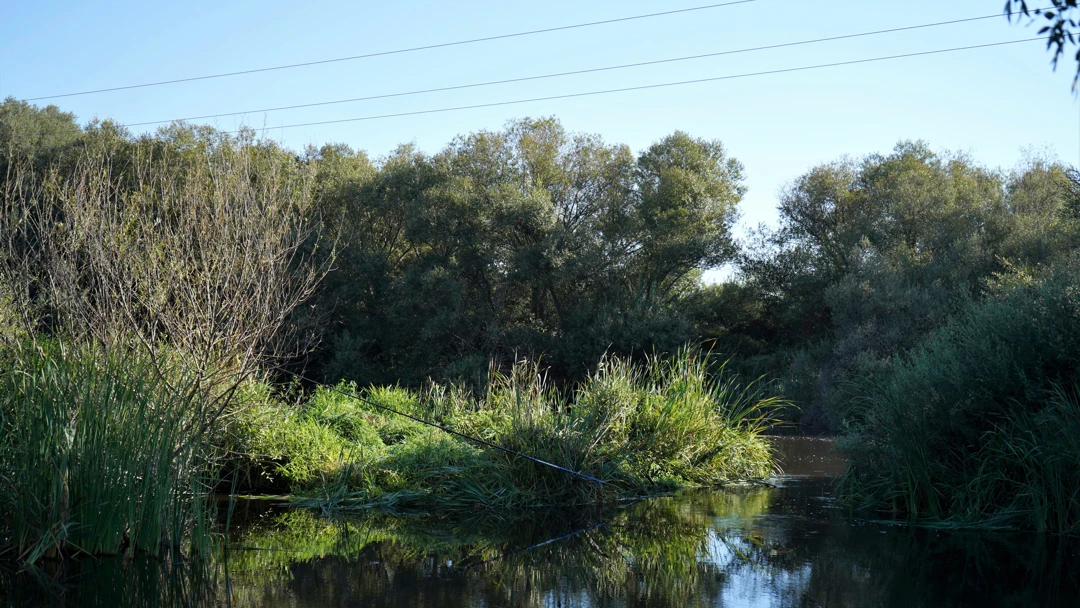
[0,342,215,562]
[230,349,787,512]
[837,265,1080,532]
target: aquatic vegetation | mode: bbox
[227,350,785,511]
[838,265,1080,532]
[0,343,216,563]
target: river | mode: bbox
[3,437,1077,606]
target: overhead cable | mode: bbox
[24,0,758,101]
[222,37,1044,134]
[123,10,1026,128]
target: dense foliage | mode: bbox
[839,264,1080,531]
[732,143,1080,530]
[736,142,1080,430]
[0,98,783,561]
[309,117,745,387]
[4,93,1080,538]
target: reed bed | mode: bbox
[0,342,215,563]
[229,350,786,512]
[838,266,1080,533]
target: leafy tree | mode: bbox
[313,118,744,386]
[0,97,82,171]
[737,142,1079,426]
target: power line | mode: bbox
[24,0,758,102]
[123,11,1023,129]
[278,368,610,486]
[222,37,1044,134]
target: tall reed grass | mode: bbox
[839,384,1080,532]
[231,349,787,511]
[837,264,1080,532]
[0,342,215,563]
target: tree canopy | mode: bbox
[313,117,745,386]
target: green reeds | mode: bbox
[232,349,787,512]
[0,342,215,563]
[837,266,1080,533]
[840,384,1080,533]
[956,385,1080,532]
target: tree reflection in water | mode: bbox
[3,477,1077,607]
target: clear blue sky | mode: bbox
[3,0,1077,279]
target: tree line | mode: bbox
[4,96,1079,426]
[4,95,1080,531]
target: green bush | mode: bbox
[838,262,1080,531]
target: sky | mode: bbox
[3,0,1078,280]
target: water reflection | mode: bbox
[770,436,845,478]
[2,439,1077,607]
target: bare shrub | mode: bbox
[0,128,331,425]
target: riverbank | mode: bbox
[0,347,784,564]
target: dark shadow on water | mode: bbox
[3,438,1078,607]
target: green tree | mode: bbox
[0,97,82,171]
[313,118,744,386]
[738,142,1078,426]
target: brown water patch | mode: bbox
[770,435,845,477]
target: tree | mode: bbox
[313,118,745,386]
[737,141,1079,427]
[0,122,331,426]
[0,97,82,172]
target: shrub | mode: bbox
[838,262,1080,531]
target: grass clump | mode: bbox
[0,342,214,563]
[227,383,382,491]
[838,263,1080,532]
[229,350,785,511]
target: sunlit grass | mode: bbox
[0,342,215,563]
[229,349,788,512]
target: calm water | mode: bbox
[3,438,1078,607]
